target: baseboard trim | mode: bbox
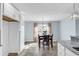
[25,41,35,43]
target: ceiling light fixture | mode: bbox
[71,3,79,20]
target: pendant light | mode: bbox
[72,3,79,20]
[42,16,44,34]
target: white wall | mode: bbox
[24,22,34,42]
[19,15,24,52]
[8,22,20,53]
[51,21,60,40]
[60,18,76,40]
[76,19,79,36]
[20,25,24,52]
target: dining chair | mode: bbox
[38,34,44,48]
[38,34,53,49]
[49,34,53,48]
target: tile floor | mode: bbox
[19,42,58,56]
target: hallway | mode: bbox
[19,42,57,56]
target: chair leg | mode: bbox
[47,40,49,49]
[43,40,45,49]
[39,40,40,48]
[51,40,53,48]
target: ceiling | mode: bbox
[13,3,76,21]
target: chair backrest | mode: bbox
[38,34,44,40]
[38,34,53,40]
[49,34,53,40]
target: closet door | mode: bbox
[0,3,2,56]
[0,3,1,16]
[0,3,1,44]
[8,22,20,53]
[0,3,3,56]
[2,21,9,56]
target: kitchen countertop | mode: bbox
[56,39,79,55]
[0,44,2,46]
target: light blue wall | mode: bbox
[51,21,60,40]
[24,19,76,42]
[51,18,76,41]
[60,18,76,40]
[24,22,34,42]
[76,19,79,36]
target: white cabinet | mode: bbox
[3,3,20,21]
[66,48,77,56]
[13,9,20,21]
[58,43,78,56]
[0,46,2,56]
[4,3,14,18]
[58,43,65,56]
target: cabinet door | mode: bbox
[4,3,20,21]
[13,9,20,21]
[58,43,65,56]
[66,48,77,56]
[4,3,14,18]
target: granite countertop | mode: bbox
[57,39,79,55]
[0,44,2,46]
